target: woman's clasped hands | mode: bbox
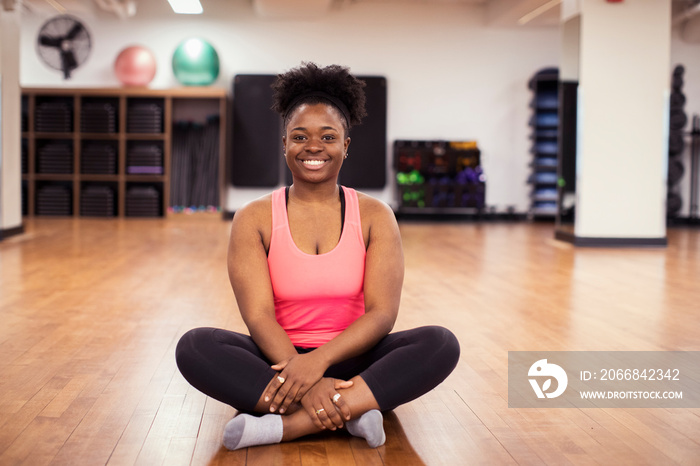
[263,353,353,430]
[301,377,353,431]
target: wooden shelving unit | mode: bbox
[21,87,227,218]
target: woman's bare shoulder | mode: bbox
[356,191,396,220]
[231,193,273,229]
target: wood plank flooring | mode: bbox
[0,216,699,465]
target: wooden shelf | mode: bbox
[124,134,167,141]
[124,175,166,183]
[80,175,120,182]
[22,86,228,98]
[33,132,75,139]
[79,133,121,140]
[33,174,75,181]
[22,87,227,218]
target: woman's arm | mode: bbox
[227,199,297,364]
[313,196,404,365]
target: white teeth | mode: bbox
[302,160,325,165]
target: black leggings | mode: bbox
[175,326,460,412]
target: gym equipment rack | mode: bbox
[527,67,560,218]
[394,139,485,215]
[21,87,226,218]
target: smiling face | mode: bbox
[282,102,351,185]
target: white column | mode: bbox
[573,0,670,244]
[0,5,23,238]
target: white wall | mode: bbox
[19,1,560,212]
[1,7,22,234]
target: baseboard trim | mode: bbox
[395,211,528,222]
[555,230,667,247]
[0,224,25,241]
[667,216,700,227]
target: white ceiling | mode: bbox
[17,0,699,27]
[19,0,561,26]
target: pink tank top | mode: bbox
[268,186,366,348]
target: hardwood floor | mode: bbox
[0,216,698,465]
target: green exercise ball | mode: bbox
[172,38,220,86]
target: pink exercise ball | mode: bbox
[114,46,157,86]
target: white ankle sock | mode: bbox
[345,410,385,448]
[222,413,283,450]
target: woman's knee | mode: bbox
[175,327,215,373]
[420,325,461,367]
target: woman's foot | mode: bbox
[223,413,283,450]
[223,409,386,450]
[345,410,386,448]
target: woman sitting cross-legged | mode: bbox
[175,62,460,450]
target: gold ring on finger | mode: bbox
[315,408,325,415]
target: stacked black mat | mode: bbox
[22,139,28,174]
[126,185,161,217]
[127,143,163,175]
[81,185,115,217]
[81,102,117,133]
[37,141,73,174]
[36,184,71,216]
[82,142,117,174]
[127,102,163,133]
[35,101,72,132]
[170,117,220,208]
[22,182,28,216]
[21,97,28,132]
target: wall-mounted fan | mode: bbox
[36,15,92,79]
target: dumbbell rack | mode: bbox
[394,140,485,215]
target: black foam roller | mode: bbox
[667,191,682,217]
[672,74,684,91]
[669,131,685,156]
[668,158,685,186]
[670,110,688,131]
[670,92,686,109]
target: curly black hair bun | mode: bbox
[272,62,367,129]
